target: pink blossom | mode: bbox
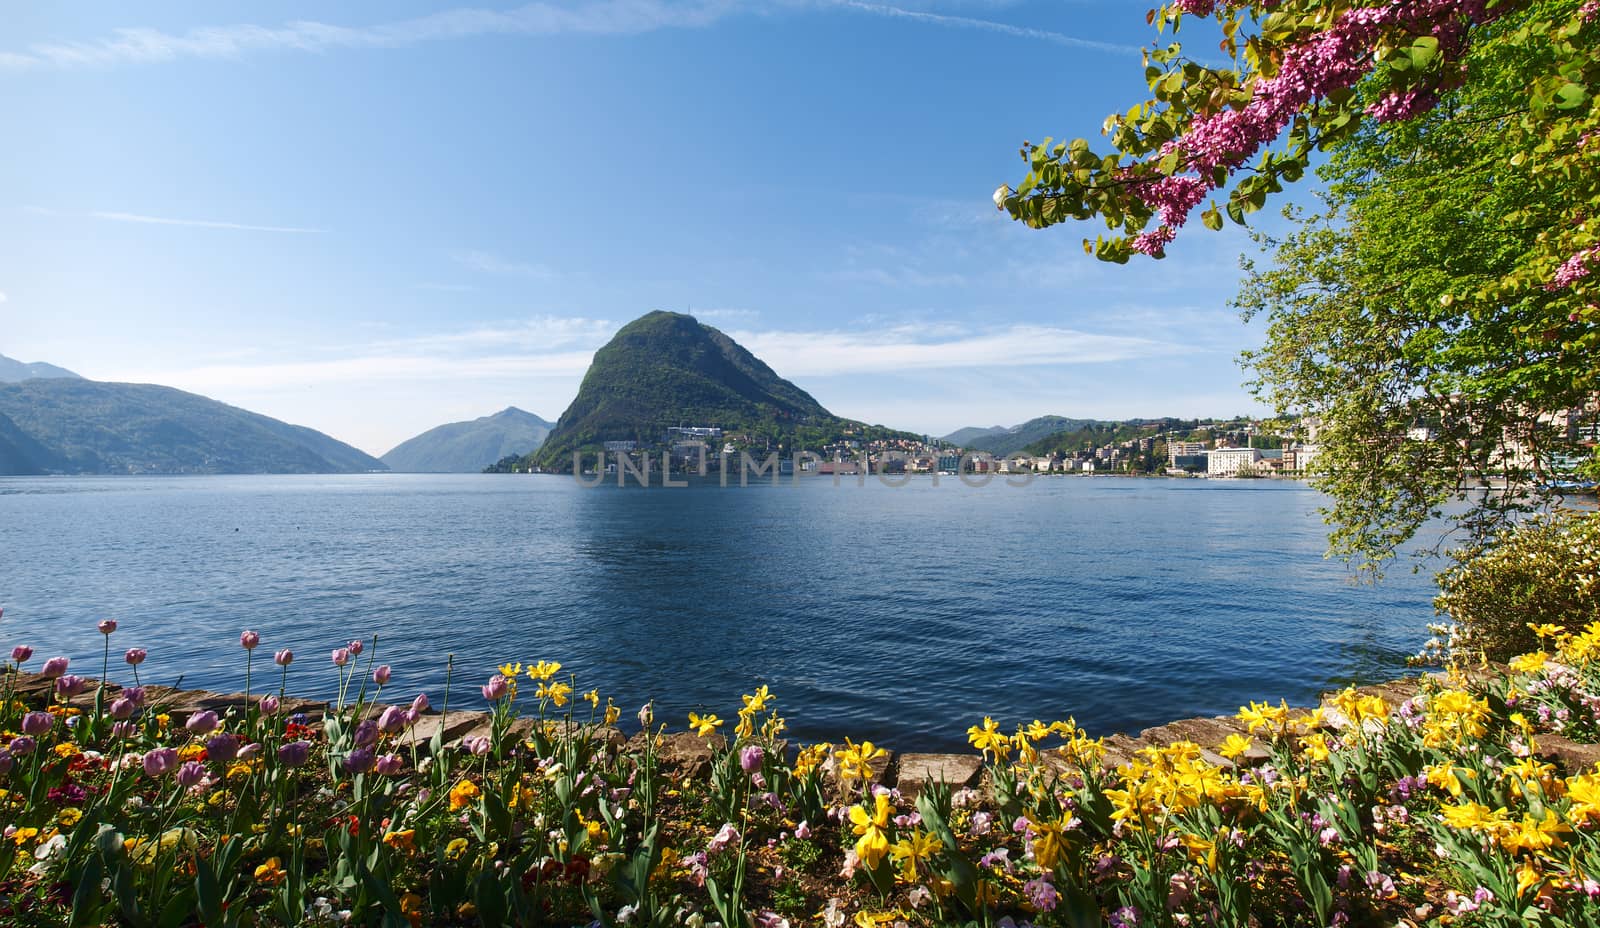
[185,710,220,735]
[40,656,69,678]
[375,753,405,775]
[124,648,147,666]
[481,674,509,701]
[273,649,294,666]
[331,648,351,667]
[21,711,54,735]
[142,747,179,777]
[1548,246,1598,291]
[10,646,31,664]
[347,639,364,657]
[98,619,117,635]
[260,694,282,714]
[239,630,260,650]
[55,675,89,698]
[372,664,392,686]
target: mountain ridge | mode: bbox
[0,379,385,475]
[382,407,553,473]
[0,352,82,383]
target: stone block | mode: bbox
[896,753,982,799]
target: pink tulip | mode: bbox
[236,742,262,761]
[740,745,765,773]
[481,674,509,701]
[411,693,430,713]
[239,630,260,650]
[55,675,88,698]
[98,619,117,635]
[142,748,178,777]
[21,711,53,735]
[109,698,137,720]
[372,665,392,686]
[10,646,31,664]
[375,753,405,776]
[0,750,14,775]
[347,640,364,657]
[123,686,148,708]
[111,721,138,739]
[176,761,208,790]
[185,710,219,735]
[40,656,69,679]
[377,706,409,733]
[259,694,282,715]
[331,648,350,667]
[124,648,147,666]
[274,650,294,666]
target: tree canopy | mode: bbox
[997,0,1600,571]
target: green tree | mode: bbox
[997,0,1600,571]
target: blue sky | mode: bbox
[1,1,1292,455]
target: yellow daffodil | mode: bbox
[888,828,942,883]
[849,792,893,868]
[526,660,562,681]
[688,712,723,737]
[835,738,888,785]
[537,681,572,707]
[741,685,774,714]
[1218,733,1254,760]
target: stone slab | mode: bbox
[896,753,982,798]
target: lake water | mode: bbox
[0,474,1442,751]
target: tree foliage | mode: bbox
[997,0,1600,571]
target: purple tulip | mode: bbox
[353,719,379,748]
[259,694,281,715]
[109,698,137,720]
[39,656,69,679]
[124,648,147,666]
[375,753,405,776]
[6,736,34,757]
[740,745,765,774]
[22,711,54,735]
[463,735,492,756]
[273,649,293,666]
[111,721,138,739]
[10,646,31,664]
[481,674,509,701]
[343,747,375,774]
[123,686,147,708]
[54,675,88,698]
[239,630,260,650]
[278,740,312,767]
[411,693,430,713]
[185,710,219,735]
[372,664,391,686]
[0,750,14,776]
[98,619,117,635]
[237,742,262,761]
[347,640,364,657]
[205,733,240,763]
[377,706,409,733]
[142,748,179,777]
[176,761,207,790]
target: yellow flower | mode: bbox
[1529,622,1562,639]
[1517,860,1544,899]
[835,738,887,785]
[57,808,83,827]
[849,793,892,868]
[688,712,723,737]
[1300,732,1331,764]
[10,827,38,847]
[888,828,942,883]
[741,685,774,714]
[253,857,287,886]
[445,837,470,860]
[793,743,832,779]
[178,743,207,763]
[499,661,524,679]
[1508,651,1549,675]
[1236,700,1289,735]
[966,717,1011,760]
[382,829,417,854]
[399,892,426,928]
[449,778,481,812]
[1025,814,1073,871]
[1218,734,1254,760]
[1500,809,1569,855]
[1566,773,1600,821]
[53,742,80,759]
[537,681,572,707]
[1439,801,1505,832]
[526,660,562,681]
[604,701,621,726]
[584,689,600,707]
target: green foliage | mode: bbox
[0,379,385,475]
[1429,509,1600,663]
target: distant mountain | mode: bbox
[0,352,81,383]
[0,379,386,475]
[382,407,553,473]
[942,415,1102,456]
[524,311,910,471]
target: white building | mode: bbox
[1208,447,1262,476]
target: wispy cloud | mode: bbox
[0,1,1133,71]
[732,322,1189,376]
[0,291,8,304]
[91,210,324,234]
[691,308,761,322]
[452,249,558,279]
[833,2,1140,55]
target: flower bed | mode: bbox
[3,622,1600,926]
